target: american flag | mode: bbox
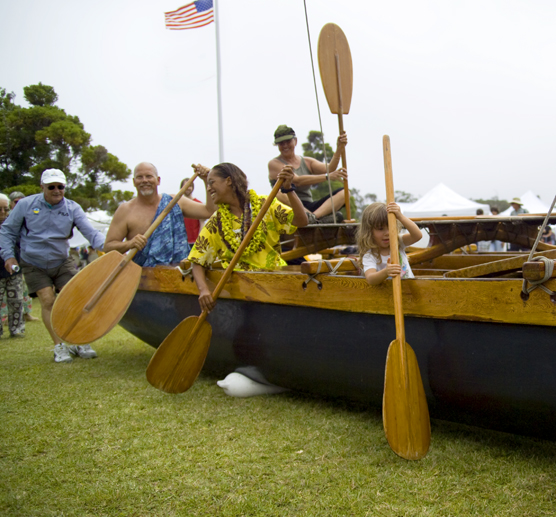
[164,0,214,31]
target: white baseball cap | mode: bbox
[41,168,67,185]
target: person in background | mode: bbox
[0,193,24,338]
[9,191,25,209]
[87,246,99,263]
[0,169,106,363]
[79,246,89,269]
[180,177,205,246]
[268,125,348,224]
[357,202,422,286]
[476,209,491,252]
[6,191,39,322]
[510,198,529,216]
[489,206,505,252]
[69,248,81,269]
[542,226,556,245]
[509,197,529,251]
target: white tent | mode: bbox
[402,183,490,218]
[68,210,112,248]
[500,191,551,216]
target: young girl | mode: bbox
[357,202,422,286]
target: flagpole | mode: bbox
[214,0,224,162]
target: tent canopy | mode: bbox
[402,183,490,218]
[68,210,112,248]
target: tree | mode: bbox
[394,190,418,203]
[472,197,510,213]
[350,188,378,220]
[301,130,378,220]
[0,83,132,213]
[301,131,334,163]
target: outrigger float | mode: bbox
[120,215,556,441]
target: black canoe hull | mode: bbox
[121,290,556,440]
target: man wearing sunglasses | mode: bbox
[0,169,106,363]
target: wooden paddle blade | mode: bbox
[146,316,212,394]
[318,23,353,115]
[51,251,142,344]
[383,339,431,460]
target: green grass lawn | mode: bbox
[2,309,556,516]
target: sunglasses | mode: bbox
[47,185,65,191]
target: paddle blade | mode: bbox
[146,316,212,394]
[383,339,431,460]
[317,23,353,114]
[51,251,142,344]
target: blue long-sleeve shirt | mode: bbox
[0,193,105,269]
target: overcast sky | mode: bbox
[1,0,555,206]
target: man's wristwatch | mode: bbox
[280,184,296,193]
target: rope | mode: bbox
[521,196,556,300]
[303,0,338,224]
[302,256,359,290]
[177,264,193,279]
[522,256,555,297]
[521,193,556,298]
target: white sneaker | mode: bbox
[69,344,97,359]
[53,343,73,363]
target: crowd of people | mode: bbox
[1,126,554,364]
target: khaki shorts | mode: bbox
[20,258,78,296]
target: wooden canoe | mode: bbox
[120,226,556,440]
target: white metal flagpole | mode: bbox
[214,0,224,162]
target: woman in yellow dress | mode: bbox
[188,162,308,313]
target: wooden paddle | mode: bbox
[317,23,353,222]
[50,170,202,345]
[382,135,430,460]
[146,178,285,394]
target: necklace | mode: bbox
[218,190,266,257]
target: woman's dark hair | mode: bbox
[211,163,249,207]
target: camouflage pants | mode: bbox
[0,274,24,336]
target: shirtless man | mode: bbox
[104,162,216,264]
[268,125,348,221]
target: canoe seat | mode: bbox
[300,257,360,275]
[178,259,224,272]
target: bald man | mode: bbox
[104,162,216,266]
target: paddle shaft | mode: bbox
[188,178,286,335]
[383,137,405,337]
[147,178,288,392]
[382,135,431,460]
[334,53,352,221]
[83,172,200,312]
[383,136,407,378]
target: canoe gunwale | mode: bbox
[139,265,556,328]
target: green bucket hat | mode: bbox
[274,125,296,144]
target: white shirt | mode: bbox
[362,238,414,279]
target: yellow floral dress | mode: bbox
[188,191,297,271]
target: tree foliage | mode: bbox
[472,197,510,213]
[350,188,378,220]
[394,190,418,203]
[301,131,334,163]
[301,130,379,220]
[0,83,132,213]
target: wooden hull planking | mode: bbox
[121,266,556,440]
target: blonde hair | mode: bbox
[356,202,401,268]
